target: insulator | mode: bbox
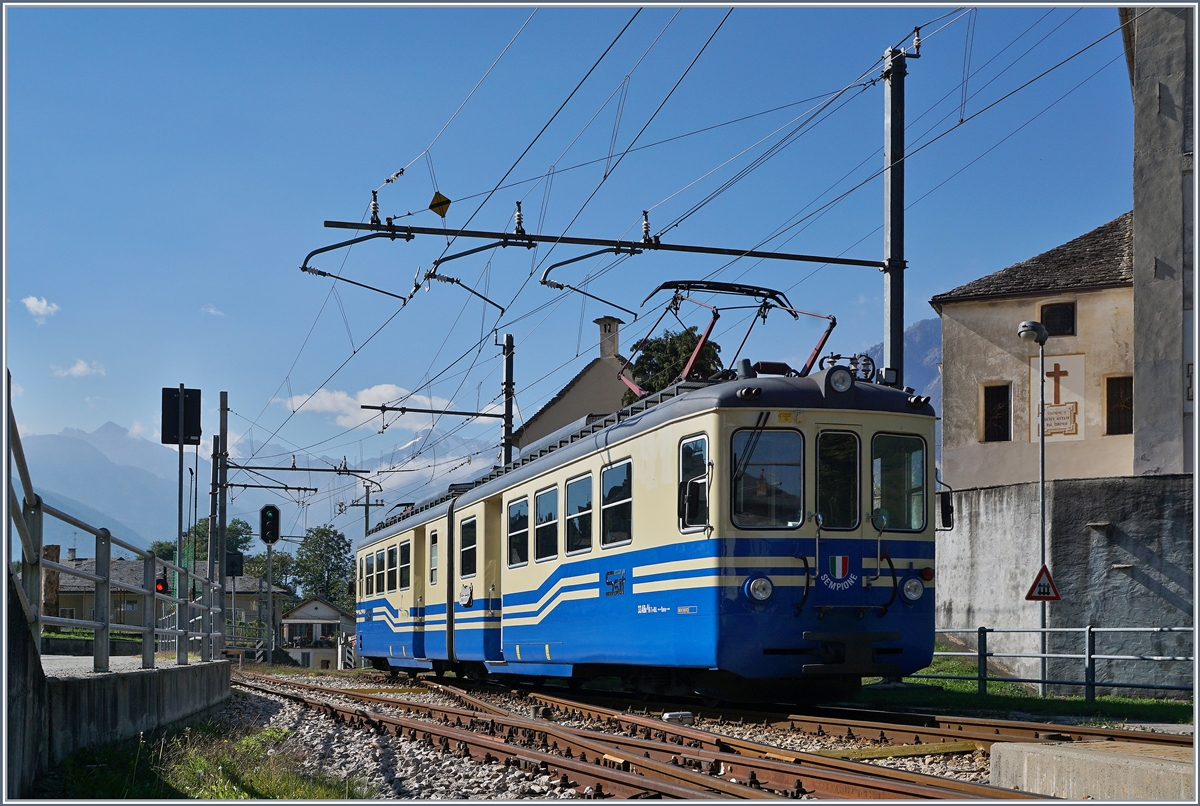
[370,190,381,225]
[642,210,651,243]
[514,200,525,235]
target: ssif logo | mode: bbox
[820,555,858,591]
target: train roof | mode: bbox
[359,366,934,549]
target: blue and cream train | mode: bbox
[356,360,937,701]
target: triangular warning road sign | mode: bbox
[1025,564,1061,601]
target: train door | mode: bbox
[408,525,426,659]
[813,426,870,608]
[424,523,449,660]
[450,501,503,662]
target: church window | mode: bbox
[1041,302,1076,337]
[982,385,1012,442]
[1106,376,1134,435]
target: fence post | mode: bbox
[200,581,211,663]
[94,529,111,673]
[143,552,156,669]
[977,627,988,695]
[1084,625,1096,702]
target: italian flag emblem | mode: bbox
[828,555,850,579]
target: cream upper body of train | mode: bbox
[356,359,937,702]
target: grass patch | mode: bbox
[36,695,374,799]
[857,643,1193,724]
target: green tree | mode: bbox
[244,550,297,595]
[622,326,723,405]
[148,540,176,563]
[179,517,253,563]
[294,525,354,610]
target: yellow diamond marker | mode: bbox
[429,191,451,218]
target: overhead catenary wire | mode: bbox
[707,11,1139,265]
[432,9,642,267]
[529,8,734,274]
[248,9,1127,506]
[384,9,538,187]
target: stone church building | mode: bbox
[929,7,1192,695]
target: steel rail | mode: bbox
[426,682,1012,800]
[237,675,765,799]
[246,673,996,800]
[510,685,1193,751]
[916,713,1194,748]
[495,687,1045,800]
[693,700,1193,749]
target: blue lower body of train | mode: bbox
[357,535,933,700]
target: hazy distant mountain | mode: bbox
[36,489,148,557]
[20,420,500,552]
[21,432,180,549]
[63,421,211,481]
[866,317,942,467]
[866,318,942,415]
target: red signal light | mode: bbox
[920,567,935,581]
[155,576,168,594]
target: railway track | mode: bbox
[503,687,1193,750]
[237,672,1039,799]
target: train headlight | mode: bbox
[901,578,924,602]
[829,367,854,393]
[745,576,774,602]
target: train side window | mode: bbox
[429,532,438,585]
[730,430,802,529]
[358,557,364,597]
[679,435,709,531]
[375,550,385,594]
[871,434,926,531]
[399,541,411,590]
[601,460,633,547]
[365,554,375,596]
[565,474,593,554]
[535,486,559,561]
[386,545,398,592]
[460,518,477,578]
[508,498,529,567]
[817,431,860,529]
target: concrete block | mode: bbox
[991,741,1194,800]
[45,659,230,767]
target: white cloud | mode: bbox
[286,384,450,429]
[128,420,146,439]
[200,304,224,317]
[52,359,105,378]
[11,383,23,397]
[22,296,60,324]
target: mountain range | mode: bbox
[17,420,499,556]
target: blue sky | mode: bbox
[5,5,1133,534]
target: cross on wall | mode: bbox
[1046,363,1069,405]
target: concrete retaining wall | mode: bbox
[7,579,48,800]
[46,661,231,768]
[41,636,142,656]
[937,474,1193,696]
[7,578,232,798]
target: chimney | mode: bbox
[67,547,76,563]
[594,316,624,359]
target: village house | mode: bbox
[281,596,356,670]
[928,7,1192,695]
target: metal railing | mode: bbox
[8,375,224,672]
[915,626,1194,701]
